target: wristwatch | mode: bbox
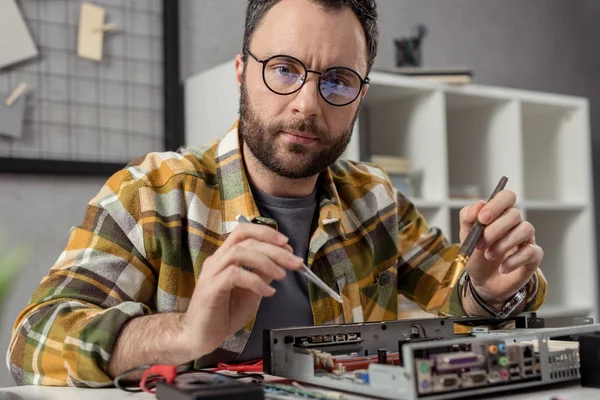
[464,273,538,319]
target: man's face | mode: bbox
[237,0,369,179]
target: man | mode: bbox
[7,0,545,387]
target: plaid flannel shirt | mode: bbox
[7,122,547,386]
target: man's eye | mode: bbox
[327,78,349,87]
[274,66,290,75]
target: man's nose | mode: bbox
[289,74,322,119]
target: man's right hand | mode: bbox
[181,222,303,359]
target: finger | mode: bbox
[237,239,303,271]
[478,208,523,255]
[459,201,485,242]
[477,190,517,225]
[283,243,294,253]
[499,243,543,274]
[212,242,302,280]
[484,221,534,261]
[217,223,289,255]
[218,265,276,297]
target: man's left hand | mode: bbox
[459,190,544,308]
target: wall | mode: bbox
[0,0,163,388]
[0,176,103,388]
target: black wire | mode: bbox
[113,364,266,392]
[177,369,265,381]
[113,364,153,393]
[232,372,265,382]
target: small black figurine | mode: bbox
[394,23,428,67]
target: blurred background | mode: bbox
[1,0,599,388]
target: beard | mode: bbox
[238,77,359,179]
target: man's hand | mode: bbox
[182,222,303,359]
[108,222,301,378]
[459,190,544,308]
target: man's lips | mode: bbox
[282,130,318,145]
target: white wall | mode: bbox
[0,175,104,387]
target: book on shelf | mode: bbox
[449,184,480,199]
[370,154,410,174]
[375,66,473,85]
[370,155,413,196]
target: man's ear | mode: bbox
[235,54,244,93]
[360,82,369,99]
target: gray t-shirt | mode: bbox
[236,185,318,361]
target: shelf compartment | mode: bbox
[526,209,596,311]
[364,89,447,201]
[521,100,590,203]
[445,94,524,202]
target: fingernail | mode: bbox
[479,211,493,224]
[278,233,289,244]
[485,250,496,260]
[268,286,276,295]
[294,255,304,264]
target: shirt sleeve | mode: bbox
[394,189,547,316]
[6,169,156,387]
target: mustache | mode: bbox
[274,119,327,137]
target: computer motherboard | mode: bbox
[263,313,596,399]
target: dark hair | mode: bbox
[242,0,379,75]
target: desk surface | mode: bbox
[2,383,600,400]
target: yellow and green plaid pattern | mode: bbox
[7,122,547,386]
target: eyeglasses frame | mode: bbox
[245,49,370,107]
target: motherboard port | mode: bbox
[487,371,501,383]
[311,336,325,343]
[507,344,522,365]
[295,333,360,347]
[461,370,487,387]
[433,374,460,392]
[522,368,534,377]
[522,345,534,359]
[510,368,521,380]
[434,352,485,372]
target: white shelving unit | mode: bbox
[185,62,597,321]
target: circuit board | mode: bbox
[263,314,595,399]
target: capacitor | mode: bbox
[378,348,387,364]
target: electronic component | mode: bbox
[263,313,597,399]
[579,333,600,388]
[155,372,263,400]
[377,349,387,364]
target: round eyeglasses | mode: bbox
[246,49,369,107]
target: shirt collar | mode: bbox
[216,121,345,238]
[216,121,260,234]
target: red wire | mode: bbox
[137,359,263,393]
[209,359,263,373]
[140,364,177,394]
